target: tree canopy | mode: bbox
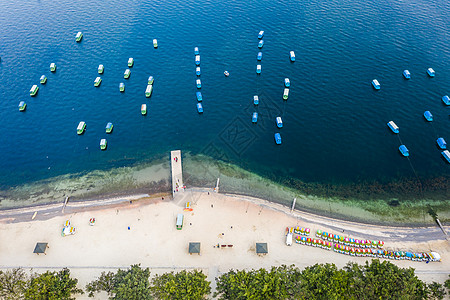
[151,269,211,300]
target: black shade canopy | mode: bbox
[189,242,201,254]
[33,242,48,254]
[256,243,268,254]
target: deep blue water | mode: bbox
[0,0,448,192]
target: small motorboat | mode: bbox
[197,103,203,113]
[442,150,450,163]
[274,133,282,145]
[424,111,433,121]
[253,95,259,105]
[283,88,289,100]
[50,63,56,72]
[119,82,125,92]
[196,79,201,89]
[290,51,295,62]
[224,70,229,77]
[196,67,201,76]
[195,55,200,65]
[284,78,290,87]
[100,139,107,150]
[141,104,147,115]
[148,76,154,85]
[372,79,380,90]
[77,121,86,135]
[258,40,264,49]
[194,47,199,55]
[403,70,410,79]
[153,39,158,48]
[128,57,134,67]
[442,95,450,105]
[30,85,39,96]
[437,138,447,150]
[276,117,283,128]
[256,64,261,74]
[18,101,26,112]
[427,68,435,77]
[105,122,113,133]
[399,145,409,157]
[258,30,264,39]
[387,121,399,133]
[196,91,202,102]
[40,75,47,84]
[94,77,102,87]
[252,112,258,123]
[124,69,131,79]
[75,31,83,42]
[257,52,262,61]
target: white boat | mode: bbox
[290,51,295,61]
[195,55,200,65]
[145,85,153,97]
[98,64,104,74]
[128,57,134,67]
[153,39,158,48]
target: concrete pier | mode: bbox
[170,150,184,198]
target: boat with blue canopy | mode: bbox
[195,55,200,65]
[403,70,411,79]
[290,51,295,61]
[148,76,154,85]
[196,92,202,102]
[276,117,283,128]
[256,64,261,74]
[424,111,433,121]
[274,133,282,145]
[258,30,264,39]
[106,122,113,133]
[253,95,259,105]
[257,52,262,61]
[442,95,450,105]
[119,82,125,92]
[224,71,229,77]
[40,75,47,84]
[258,40,264,48]
[387,121,399,133]
[18,101,26,111]
[427,68,435,77]
[399,145,409,157]
[284,78,290,87]
[252,112,258,123]
[196,67,201,76]
[197,103,203,113]
[437,138,447,150]
[194,47,199,55]
[442,150,450,163]
[196,79,201,88]
[372,79,380,89]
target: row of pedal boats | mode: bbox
[75,31,158,48]
[194,47,203,113]
[371,68,438,90]
[76,121,113,150]
[387,120,449,162]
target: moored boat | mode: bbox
[18,101,26,111]
[75,31,83,42]
[283,88,289,100]
[196,91,202,102]
[148,76,154,85]
[30,85,39,96]
[256,64,261,74]
[196,67,201,76]
[424,111,433,121]
[372,79,380,89]
[252,112,258,123]
[275,133,282,145]
[195,55,200,65]
[197,103,203,113]
[40,75,47,84]
[98,64,104,74]
[128,57,134,67]
[437,138,447,150]
[94,77,102,87]
[194,47,199,55]
[100,139,107,150]
[442,95,450,105]
[50,63,56,72]
[276,117,283,128]
[124,69,131,79]
[427,68,435,77]
[253,95,259,105]
[290,51,295,61]
[387,121,399,133]
[105,122,113,133]
[442,150,450,163]
[141,104,147,115]
[224,70,229,77]
[399,145,409,157]
[258,40,264,48]
[403,70,411,79]
[196,79,201,89]
[77,121,86,135]
[257,52,262,61]
[258,30,264,39]
[145,85,153,97]
[284,78,290,87]
[153,39,158,48]
[119,82,125,92]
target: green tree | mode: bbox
[151,269,211,299]
[24,268,83,300]
[444,275,450,291]
[0,268,28,300]
[87,264,152,299]
[427,282,446,300]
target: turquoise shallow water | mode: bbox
[0,0,448,205]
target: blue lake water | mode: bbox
[0,0,448,202]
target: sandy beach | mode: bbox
[0,189,449,299]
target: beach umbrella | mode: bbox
[355,239,360,246]
[350,248,356,256]
[305,228,310,236]
[334,234,340,242]
[301,237,306,244]
[316,229,322,237]
[306,237,312,245]
[295,235,301,243]
[294,226,300,234]
[366,239,372,248]
[430,252,441,262]
[339,236,345,244]
[344,237,350,245]
[328,233,333,241]
[372,240,378,248]
[322,232,328,240]
[350,238,355,246]
[378,241,384,248]
[299,227,304,235]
